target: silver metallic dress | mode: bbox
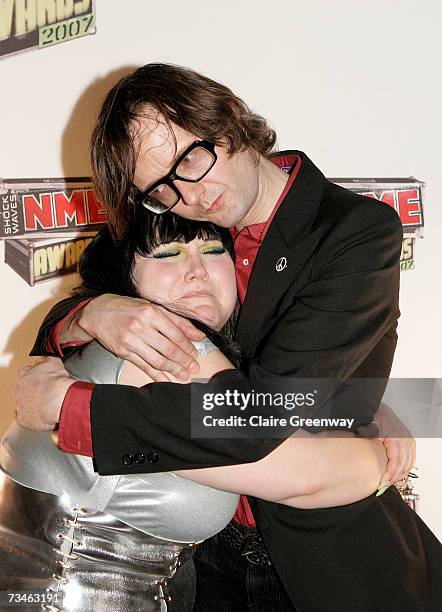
[0,342,239,611]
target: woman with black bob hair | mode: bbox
[0,211,433,611]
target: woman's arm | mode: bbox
[118,355,387,509]
[177,433,386,509]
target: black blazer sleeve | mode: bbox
[87,200,402,475]
[30,295,91,357]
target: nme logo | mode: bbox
[23,189,106,231]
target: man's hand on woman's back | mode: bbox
[14,357,74,430]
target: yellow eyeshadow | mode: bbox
[199,241,225,253]
[150,243,184,257]
[151,240,224,257]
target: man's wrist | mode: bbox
[67,299,96,343]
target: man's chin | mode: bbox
[202,204,244,228]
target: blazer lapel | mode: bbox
[235,152,326,357]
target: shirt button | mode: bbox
[147,452,159,464]
[242,258,249,266]
[134,452,146,464]
[122,453,134,466]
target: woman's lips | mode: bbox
[181,290,213,298]
[206,194,223,214]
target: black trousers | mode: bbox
[193,527,295,612]
[193,488,442,611]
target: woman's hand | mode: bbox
[358,402,416,488]
[378,436,416,489]
[73,294,206,382]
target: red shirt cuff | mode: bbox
[58,380,95,457]
[45,298,94,357]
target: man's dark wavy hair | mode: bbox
[74,213,240,365]
[91,63,277,240]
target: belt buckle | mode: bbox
[240,533,272,566]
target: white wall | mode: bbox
[1,0,441,538]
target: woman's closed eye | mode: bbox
[151,249,181,259]
[149,242,226,259]
[200,246,226,255]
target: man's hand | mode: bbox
[14,357,75,431]
[358,402,416,487]
[75,294,205,382]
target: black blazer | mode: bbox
[31,151,404,608]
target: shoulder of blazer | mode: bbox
[314,180,403,234]
[267,153,399,248]
[309,181,403,276]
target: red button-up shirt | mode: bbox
[54,153,302,527]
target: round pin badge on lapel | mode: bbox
[275,257,287,272]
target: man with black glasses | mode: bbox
[15,64,419,611]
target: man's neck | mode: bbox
[236,156,289,229]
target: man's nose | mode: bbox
[184,253,209,282]
[176,180,205,207]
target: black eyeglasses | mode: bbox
[129,140,217,214]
